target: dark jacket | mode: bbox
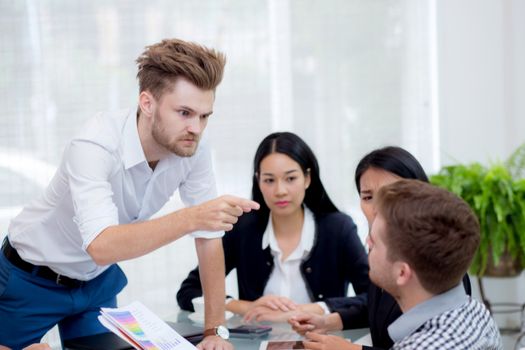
[177,210,370,311]
[325,275,473,350]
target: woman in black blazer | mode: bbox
[176,132,369,320]
[290,146,472,350]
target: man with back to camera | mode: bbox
[293,180,502,350]
[0,38,259,350]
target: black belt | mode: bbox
[1,238,84,288]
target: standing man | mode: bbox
[294,180,502,350]
[0,38,258,350]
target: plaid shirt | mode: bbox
[389,285,502,350]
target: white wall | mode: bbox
[437,0,525,164]
[436,0,525,347]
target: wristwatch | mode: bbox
[203,325,230,340]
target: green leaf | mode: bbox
[430,145,525,276]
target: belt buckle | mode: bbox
[56,274,63,286]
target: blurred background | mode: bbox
[0,0,524,348]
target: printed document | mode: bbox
[99,301,197,350]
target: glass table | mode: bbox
[168,310,370,350]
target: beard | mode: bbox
[151,111,200,157]
[369,265,398,296]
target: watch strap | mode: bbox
[203,328,217,337]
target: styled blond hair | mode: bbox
[136,38,226,100]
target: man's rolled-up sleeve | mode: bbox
[65,140,120,250]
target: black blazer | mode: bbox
[326,275,473,350]
[176,210,370,311]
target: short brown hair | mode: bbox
[136,38,226,100]
[376,179,480,294]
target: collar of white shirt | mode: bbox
[122,110,147,170]
[261,206,315,260]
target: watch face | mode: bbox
[217,325,230,340]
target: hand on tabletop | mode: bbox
[303,332,361,350]
[242,295,297,322]
[197,336,233,350]
[288,312,330,335]
[252,295,297,312]
[243,306,300,323]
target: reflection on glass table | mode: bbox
[167,310,370,350]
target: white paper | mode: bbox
[99,301,197,350]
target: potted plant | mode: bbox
[430,143,525,277]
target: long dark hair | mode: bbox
[252,132,338,219]
[355,146,429,193]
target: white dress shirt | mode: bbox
[262,207,315,304]
[8,108,222,280]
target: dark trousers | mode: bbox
[0,251,127,349]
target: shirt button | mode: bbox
[266,261,272,266]
[318,294,323,299]
[305,267,312,273]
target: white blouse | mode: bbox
[262,207,315,304]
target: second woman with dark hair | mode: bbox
[177,132,369,319]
